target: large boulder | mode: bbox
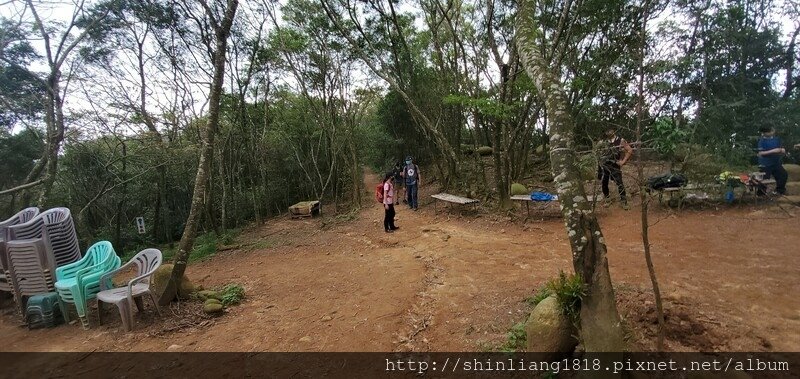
[153,264,197,303]
[784,164,800,182]
[511,183,529,196]
[525,295,577,357]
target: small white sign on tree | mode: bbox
[135,217,146,234]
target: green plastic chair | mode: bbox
[55,241,120,328]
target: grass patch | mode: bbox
[190,232,220,261]
[122,229,242,263]
[219,283,245,306]
[498,321,527,352]
[246,239,274,251]
[526,282,552,307]
[334,206,361,222]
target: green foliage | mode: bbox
[530,272,587,323]
[679,0,792,162]
[547,272,587,322]
[219,284,245,306]
[443,94,520,119]
[499,321,527,352]
[673,144,735,184]
[527,283,552,307]
[191,229,241,262]
[0,128,44,190]
[646,118,689,158]
[0,18,44,128]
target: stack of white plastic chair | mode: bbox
[5,239,55,314]
[6,207,81,314]
[8,208,81,267]
[0,207,40,294]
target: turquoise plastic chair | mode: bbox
[55,241,120,328]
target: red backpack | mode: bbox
[375,183,385,203]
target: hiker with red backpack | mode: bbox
[377,172,399,233]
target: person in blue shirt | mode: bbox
[757,127,787,195]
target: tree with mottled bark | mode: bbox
[515,0,624,352]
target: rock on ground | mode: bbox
[153,264,197,303]
[525,295,577,357]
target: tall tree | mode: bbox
[516,0,624,352]
[22,0,110,206]
[160,0,239,305]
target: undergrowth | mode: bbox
[219,284,245,306]
[500,271,586,352]
[124,228,242,263]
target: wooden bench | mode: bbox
[656,186,685,206]
[653,184,710,208]
[431,193,479,213]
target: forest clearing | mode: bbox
[1,0,800,375]
[2,170,799,352]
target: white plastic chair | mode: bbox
[0,207,40,293]
[96,249,163,331]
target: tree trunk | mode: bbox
[37,72,65,207]
[516,0,624,353]
[159,0,239,305]
[114,141,127,252]
[219,145,228,233]
[634,2,665,351]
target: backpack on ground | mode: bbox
[376,183,385,203]
[646,173,687,191]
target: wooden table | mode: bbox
[510,194,563,219]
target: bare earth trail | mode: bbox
[1,170,799,352]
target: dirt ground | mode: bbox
[1,172,799,352]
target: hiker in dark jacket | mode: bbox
[597,127,633,209]
[392,161,404,205]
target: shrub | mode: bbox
[528,271,586,322]
[220,284,245,306]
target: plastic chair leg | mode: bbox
[134,296,145,312]
[97,300,103,326]
[116,301,133,332]
[75,298,90,329]
[148,292,162,316]
[58,298,70,324]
